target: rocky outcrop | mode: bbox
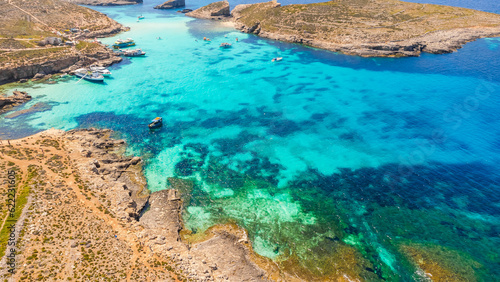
[228,0,500,57]
[186,0,230,20]
[66,128,149,221]
[0,91,31,114]
[61,0,143,6]
[154,0,185,9]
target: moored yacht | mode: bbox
[74,68,104,82]
[122,49,146,57]
[112,38,135,48]
[89,66,112,77]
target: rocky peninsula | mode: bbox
[187,0,500,57]
[0,128,278,281]
[0,0,126,85]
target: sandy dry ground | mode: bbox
[0,128,292,282]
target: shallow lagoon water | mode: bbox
[1,0,500,280]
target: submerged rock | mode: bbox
[154,0,185,9]
[5,102,53,119]
[177,8,193,13]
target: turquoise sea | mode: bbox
[1,0,500,280]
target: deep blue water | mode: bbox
[1,0,500,280]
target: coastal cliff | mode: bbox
[0,128,273,281]
[189,0,500,57]
[0,0,125,85]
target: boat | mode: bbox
[272,57,283,62]
[138,15,145,20]
[89,66,112,77]
[220,42,232,48]
[74,68,104,82]
[112,38,135,48]
[148,117,163,129]
[122,49,146,57]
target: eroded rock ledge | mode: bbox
[188,0,500,57]
[0,91,31,114]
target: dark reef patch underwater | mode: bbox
[171,148,500,281]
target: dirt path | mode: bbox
[6,0,52,29]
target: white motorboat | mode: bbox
[74,68,104,82]
[89,66,112,77]
[122,49,146,57]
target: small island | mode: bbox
[187,0,500,57]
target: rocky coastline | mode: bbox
[186,0,500,57]
[0,128,275,281]
[0,0,127,85]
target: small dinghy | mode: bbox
[272,57,283,62]
[220,42,232,48]
[148,117,163,129]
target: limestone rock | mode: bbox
[154,0,185,9]
[0,91,32,114]
[186,1,230,20]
